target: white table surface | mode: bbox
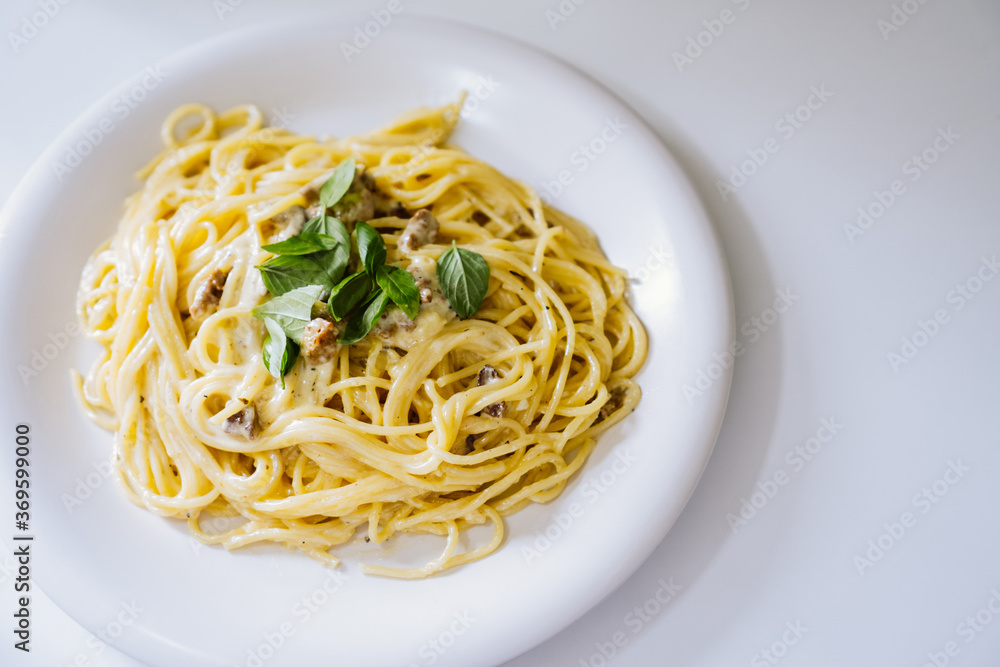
[2,1,998,666]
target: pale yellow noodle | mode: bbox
[75,100,647,578]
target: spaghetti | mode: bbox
[74,100,646,578]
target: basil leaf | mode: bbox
[261,318,286,379]
[355,221,386,276]
[251,285,324,344]
[436,242,490,318]
[257,247,349,295]
[261,232,339,256]
[309,217,351,283]
[328,272,372,321]
[301,214,350,245]
[313,248,350,287]
[319,156,356,209]
[339,290,389,345]
[257,255,334,295]
[261,317,299,388]
[376,265,419,320]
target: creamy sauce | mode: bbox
[375,256,455,349]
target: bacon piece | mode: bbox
[301,318,340,364]
[190,269,229,319]
[478,365,506,419]
[597,386,627,423]
[399,209,439,252]
[223,400,259,440]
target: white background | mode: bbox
[1,1,999,666]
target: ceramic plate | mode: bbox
[0,14,732,667]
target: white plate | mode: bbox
[0,14,732,667]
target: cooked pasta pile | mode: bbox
[74,100,646,577]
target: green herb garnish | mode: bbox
[261,318,299,387]
[301,214,350,242]
[251,284,324,344]
[261,232,340,256]
[339,290,390,345]
[257,254,341,296]
[252,160,495,364]
[319,156,356,209]
[376,264,420,320]
[328,272,373,321]
[257,217,351,296]
[355,221,386,276]
[436,242,490,318]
